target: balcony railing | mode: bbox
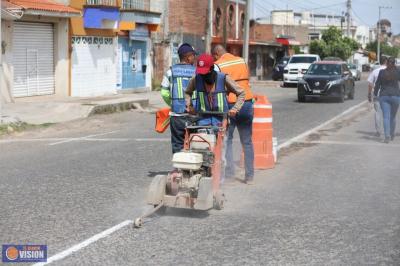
[86,0,117,6]
[122,0,149,11]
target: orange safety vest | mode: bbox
[155,107,170,133]
[215,53,253,103]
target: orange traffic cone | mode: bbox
[252,95,275,169]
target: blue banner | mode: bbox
[2,245,47,263]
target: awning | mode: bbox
[1,0,23,19]
[250,41,282,47]
[276,38,301,46]
[120,10,161,25]
[5,0,80,17]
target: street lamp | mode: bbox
[377,6,392,64]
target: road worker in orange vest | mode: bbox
[213,45,255,185]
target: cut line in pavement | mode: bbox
[299,140,400,147]
[48,131,120,146]
[277,100,367,151]
[32,100,369,265]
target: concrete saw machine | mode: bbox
[134,112,227,228]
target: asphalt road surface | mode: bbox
[2,80,398,265]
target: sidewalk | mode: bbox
[0,91,167,125]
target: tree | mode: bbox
[309,40,327,59]
[366,41,400,58]
[309,26,359,60]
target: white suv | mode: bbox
[283,54,321,86]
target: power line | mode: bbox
[255,2,271,16]
[351,7,370,26]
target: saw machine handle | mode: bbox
[188,134,212,151]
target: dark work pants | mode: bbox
[170,115,187,154]
[225,101,254,180]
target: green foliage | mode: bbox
[309,40,327,59]
[293,46,302,54]
[309,26,359,60]
[366,41,400,58]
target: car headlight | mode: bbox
[327,79,341,86]
[284,69,288,74]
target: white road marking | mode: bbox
[48,131,120,146]
[24,101,367,265]
[0,137,169,144]
[301,140,400,147]
[0,138,69,143]
[277,101,367,151]
[134,138,170,142]
[32,220,133,266]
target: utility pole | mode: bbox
[243,0,252,63]
[0,8,3,123]
[223,0,227,48]
[377,6,392,64]
[205,0,213,53]
[346,0,351,38]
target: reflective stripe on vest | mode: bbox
[215,53,253,103]
[171,64,195,113]
[195,72,228,113]
[218,58,246,68]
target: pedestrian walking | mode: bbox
[160,43,196,154]
[212,45,255,185]
[367,57,387,137]
[373,57,400,143]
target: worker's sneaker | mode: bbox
[384,137,390,144]
[222,177,236,185]
[245,179,255,185]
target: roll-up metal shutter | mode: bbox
[12,22,55,97]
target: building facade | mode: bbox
[69,0,160,97]
[1,0,80,102]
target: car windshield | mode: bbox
[289,56,317,64]
[307,64,341,75]
[348,64,357,69]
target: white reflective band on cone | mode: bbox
[253,117,273,123]
[253,104,272,109]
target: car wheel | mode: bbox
[338,87,345,103]
[298,94,306,102]
[297,87,306,102]
[348,87,355,100]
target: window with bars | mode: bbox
[122,0,149,10]
[86,0,117,6]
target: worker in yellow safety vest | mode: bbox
[213,44,255,185]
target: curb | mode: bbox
[88,98,149,116]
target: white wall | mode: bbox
[355,25,370,49]
[271,11,295,26]
[1,19,14,103]
[1,16,70,102]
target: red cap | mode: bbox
[196,53,214,74]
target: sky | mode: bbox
[253,0,400,35]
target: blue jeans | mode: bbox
[379,96,400,138]
[225,101,254,180]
